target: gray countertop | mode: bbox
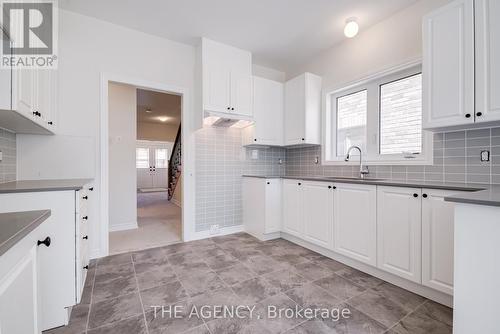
[0,179,93,194]
[242,175,500,207]
[0,210,51,256]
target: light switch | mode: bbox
[0,150,2,161]
[251,150,259,159]
[480,150,490,162]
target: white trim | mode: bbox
[189,225,244,241]
[99,72,195,257]
[322,58,433,166]
[281,232,453,308]
[108,221,138,232]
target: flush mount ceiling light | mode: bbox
[344,18,359,38]
[157,116,169,122]
[145,108,152,113]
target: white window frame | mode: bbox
[323,62,433,166]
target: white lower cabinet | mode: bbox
[302,181,334,249]
[242,177,282,240]
[333,183,377,266]
[422,189,459,295]
[0,244,39,334]
[282,179,303,237]
[377,186,422,283]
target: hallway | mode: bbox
[109,192,181,254]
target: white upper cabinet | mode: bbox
[333,183,377,266]
[200,38,252,118]
[421,189,458,295]
[302,181,334,249]
[242,77,284,146]
[475,0,500,123]
[284,72,322,146]
[377,186,422,283]
[422,0,475,130]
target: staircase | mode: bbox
[168,124,182,200]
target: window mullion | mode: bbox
[365,81,379,161]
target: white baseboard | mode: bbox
[109,221,138,232]
[281,232,453,308]
[187,225,244,241]
[170,198,181,207]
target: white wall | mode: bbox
[108,82,137,231]
[17,9,196,257]
[286,0,450,89]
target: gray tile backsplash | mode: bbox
[195,126,285,232]
[0,129,16,183]
[286,127,500,185]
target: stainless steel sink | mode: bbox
[323,176,384,181]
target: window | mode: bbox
[336,90,367,157]
[136,148,150,168]
[325,65,431,165]
[379,74,422,155]
[155,148,168,168]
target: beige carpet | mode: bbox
[109,192,182,255]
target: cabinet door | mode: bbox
[422,0,474,129]
[422,189,457,295]
[334,183,377,265]
[14,68,36,118]
[203,64,231,113]
[282,179,303,237]
[302,181,333,249]
[36,69,57,129]
[284,75,305,145]
[230,72,252,117]
[475,0,500,122]
[0,245,39,334]
[252,77,284,145]
[377,187,422,283]
[264,179,282,234]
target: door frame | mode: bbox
[99,72,195,257]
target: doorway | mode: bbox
[107,83,183,254]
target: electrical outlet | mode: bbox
[209,224,220,235]
[0,150,2,162]
[480,150,490,162]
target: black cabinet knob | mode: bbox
[227,107,230,110]
[333,186,337,189]
[83,265,89,270]
[83,235,88,240]
[267,182,270,185]
[298,182,302,186]
[82,196,88,200]
[476,112,483,117]
[328,185,332,189]
[465,113,471,118]
[37,236,51,247]
[231,107,234,110]
[254,139,257,142]
[48,121,53,125]
[82,216,88,220]
[413,193,418,198]
[89,187,94,191]
[301,138,305,141]
[422,194,428,198]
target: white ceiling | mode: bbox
[59,0,418,71]
[137,89,181,125]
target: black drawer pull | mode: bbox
[37,236,51,247]
[83,265,89,270]
[82,235,88,240]
[89,187,94,191]
[465,113,471,118]
[328,186,332,189]
[413,193,418,198]
[82,196,88,200]
[422,194,428,198]
[82,216,88,220]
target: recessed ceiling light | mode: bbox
[145,108,152,113]
[344,18,359,38]
[157,116,169,122]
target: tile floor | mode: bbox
[45,233,453,334]
[109,192,182,254]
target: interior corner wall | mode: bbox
[108,82,137,231]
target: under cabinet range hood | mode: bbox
[203,112,253,129]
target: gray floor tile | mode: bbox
[254,293,305,334]
[86,314,147,334]
[43,304,89,334]
[262,268,310,292]
[232,276,282,304]
[371,283,427,313]
[205,315,272,334]
[224,247,264,260]
[136,263,177,291]
[292,261,333,281]
[132,248,170,274]
[414,300,453,327]
[270,254,310,267]
[216,263,257,285]
[391,305,452,334]
[180,324,212,334]
[335,267,384,289]
[203,253,239,270]
[140,280,188,307]
[145,299,204,334]
[97,253,132,267]
[162,242,193,255]
[312,257,348,273]
[92,275,138,303]
[88,293,143,329]
[94,262,135,285]
[285,282,342,309]
[241,255,288,275]
[178,271,227,297]
[313,274,365,301]
[168,251,204,268]
[347,289,410,328]
[172,261,213,277]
